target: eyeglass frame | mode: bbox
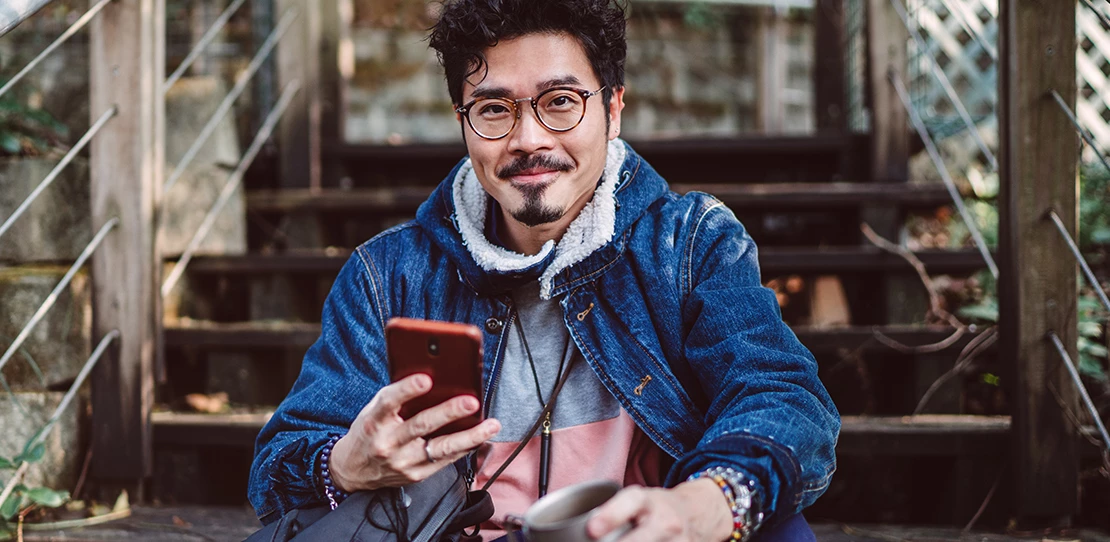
[454,86,607,140]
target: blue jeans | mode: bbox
[489,514,813,542]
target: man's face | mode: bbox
[459,32,624,229]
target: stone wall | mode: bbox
[344,0,815,143]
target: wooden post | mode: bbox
[815,0,847,133]
[865,0,907,182]
[756,7,787,133]
[89,0,164,488]
[998,0,1079,525]
[276,0,320,189]
[318,0,348,181]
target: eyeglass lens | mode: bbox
[469,89,587,139]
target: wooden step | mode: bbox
[321,135,869,185]
[182,247,993,276]
[246,183,954,214]
[149,412,1025,455]
[165,320,985,354]
[152,411,272,448]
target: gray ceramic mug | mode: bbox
[522,480,633,542]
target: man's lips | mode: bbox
[507,168,559,183]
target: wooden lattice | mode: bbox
[908,0,1110,154]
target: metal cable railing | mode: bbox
[162,79,302,296]
[1051,90,1110,176]
[889,0,998,171]
[1047,210,1110,317]
[163,0,248,92]
[891,72,1000,278]
[163,6,299,194]
[0,218,119,374]
[1081,0,1110,33]
[1042,79,1110,456]
[0,107,117,243]
[0,0,112,101]
[1048,332,1110,452]
[0,0,55,37]
[0,329,119,507]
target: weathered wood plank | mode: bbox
[245,183,955,213]
[997,0,1080,522]
[180,247,994,276]
[275,0,314,188]
[89,0,163,483]
[815,0,847,132]
[866,0,908,183]
[164,320,987,355]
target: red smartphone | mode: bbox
[386,317,484,439]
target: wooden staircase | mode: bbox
[151,136,1093,522]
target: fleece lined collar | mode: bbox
[451,138,627,299]
[415,139,667,299]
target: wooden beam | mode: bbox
[89,0,164,483]
[998,0,1079,524]
[815,0,847,132]
[164,321,988,355]
[276,0,316,188]
[245,183,954,213]
[865,0,908,182]
[180,247,993,276]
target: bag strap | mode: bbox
[479,343,575,492]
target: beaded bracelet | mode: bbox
[688,466,764,542]
[319,435,350,510]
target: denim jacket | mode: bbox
[248,142,840,526]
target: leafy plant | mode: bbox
[0,433,71,538]
[957,292,1108,382]
[0,85,68,157]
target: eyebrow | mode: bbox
[469,75,585,100]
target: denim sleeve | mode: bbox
[666,200,840,527]
[248,248,391,523]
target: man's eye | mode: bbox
[478,103,511,116]
[543,93,581,111]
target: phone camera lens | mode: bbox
[428,337,440,356]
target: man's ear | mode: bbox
[608,87,626,140]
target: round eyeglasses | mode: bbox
[455,86,606,140]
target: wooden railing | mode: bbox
[0,0,320,492]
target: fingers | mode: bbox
[420,418,501,466]
[588,487,687,542]
[588,486,648,539]
[398,394,481,442]
[366,374,432,424]
[402,419,501,482]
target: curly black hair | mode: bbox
[428,0,627,110]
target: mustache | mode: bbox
[496,154,574,179]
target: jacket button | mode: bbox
[485,318,503,334]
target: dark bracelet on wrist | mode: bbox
[319,435,350,510]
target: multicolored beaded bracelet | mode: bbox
[688,466,764,542]
[319,435,350,510]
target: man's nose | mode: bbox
[506,104,556,155]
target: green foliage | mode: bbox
[0,86,68,157]
[1079,163,1110,247]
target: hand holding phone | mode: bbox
[386,317,485,438]
[327,318,499,493]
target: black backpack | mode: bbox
[245,460,494,542]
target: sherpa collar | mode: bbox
[451,138,627,299]
[414,138,667,299]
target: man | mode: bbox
[249,0,840,539]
